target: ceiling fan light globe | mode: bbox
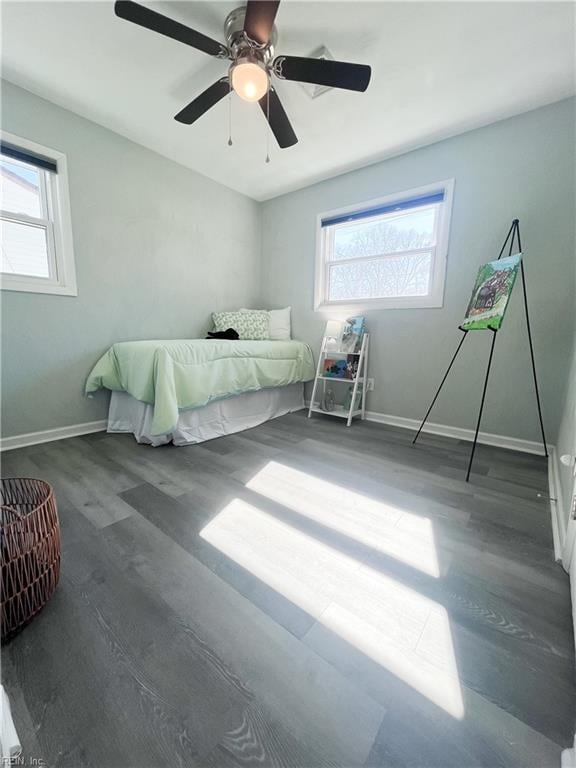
[231,59,269,102]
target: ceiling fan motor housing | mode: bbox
[225,5,277,64]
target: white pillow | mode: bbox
[241,307,291,340]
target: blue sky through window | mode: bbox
[1,158,39,187]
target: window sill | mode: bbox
[314,297,444,313]
[1,276,78,296]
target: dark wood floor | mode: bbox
[2,412,575,767]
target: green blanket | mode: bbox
[86,339,315,436]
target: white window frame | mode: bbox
[314,179,455,313]
[1,131,77,296]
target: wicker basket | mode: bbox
[1,478,61,642]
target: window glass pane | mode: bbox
[0,219,50,278]
[0,157,43,218]
[331,206,437,262]
[328,252,432,301]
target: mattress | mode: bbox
[86,338,315,436]
[107,383,304,446]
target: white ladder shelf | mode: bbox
[307,333,369,427]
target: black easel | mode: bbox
[413,219,548,482]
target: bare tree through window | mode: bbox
[329,213,435,300]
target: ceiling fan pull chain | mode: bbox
[227,85,233,147]
[265,90,271,164]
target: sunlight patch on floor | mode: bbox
[246,460,440,578]
[200,497,464,719]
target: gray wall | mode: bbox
[261,98,575,443]
[1,81,261,437]
[2,83,574,445]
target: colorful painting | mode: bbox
[462,254,521,331]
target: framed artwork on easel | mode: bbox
[462,253,521,331]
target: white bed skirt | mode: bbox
[107,384,304,446]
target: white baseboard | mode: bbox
[4,400,549,458]
[1,407,549,460]
[0,420,107,452]
[360,409,547,456]
[306,401,548,455]
[548,445,566,564]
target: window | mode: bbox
[1,132,77,296]
[315,180,454,311]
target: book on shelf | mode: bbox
[344,385,362,412]
[324,316,366,354]
[323,355,360,380]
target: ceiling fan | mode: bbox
[114,0,372,148]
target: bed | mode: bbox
[85,338,315,446]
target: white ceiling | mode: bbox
[1,1,574,201]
